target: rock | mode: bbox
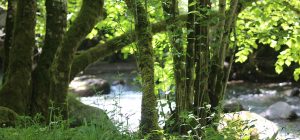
[223,99,244,113]
[69,77,111,97]
[112,79,126,86]
[0,106,18,127]
[67,95,116,130]
[85,79,110,94]
[290,87,300,97]
[261,101,298,120]
[220,111,280,139]
[288,111,298,120]
[252,88,262,95]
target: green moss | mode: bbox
[125,0,160,137]
[0,0,36,115]
[30,0,68,118]
[66,95,115,130]
[50,0,104,110]
[0,106,18,127]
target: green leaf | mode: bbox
[293,68,300,81]
[281,23,290,31]
[188,1,197,6]
[275,65,283,74]
[285,59,291,66]
[270,40,277,47]
[277,59,284,66]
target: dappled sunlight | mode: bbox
[220,111,300,139]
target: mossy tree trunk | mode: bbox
[208,0,226,102]
[0,0,184,119]
[0,0,36,115]
[185,0,249,132]
[68,0,256,83]
[194,0,211,126]
[0,0,256,127]
[162,0,190,133]
[70,14,187,80]
[30,0,67,118]
[185,0,196,112]
[49,0,104,113]
[125,0,160,137]
[211,0,239,109]
[223,15,237,95]
[2,0,17,83]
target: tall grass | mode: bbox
[0,113,139,140]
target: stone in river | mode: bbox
[291,87,300,97]
[223,99,244,113]
[261,101,298,120]
[69,77,111,97]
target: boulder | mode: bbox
[112,79,126,86]
[220,111,280,139]
[261,101,298,120]
[69,77,111,97]
[290,87,300,97]
[223,99,244,113]
[67,95,116,130]
[283,87,300,97]
[0,106,18,127]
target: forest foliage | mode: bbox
[0,0,299,139]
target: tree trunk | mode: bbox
[0,0,36,115]
[194,0,210,126]
[49,0,104,113]
[30,0,67,118]
[70,15,187,80]
[208,0,226,100]
[69,0,256,82]
[212,0,239,109]
[134,2,159,137]
[162,0,188,133]
[125,0,160,137]
[223,16,237,95]
[185,0,196,112]
[2,0,17,83]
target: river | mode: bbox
[71,62,300,139]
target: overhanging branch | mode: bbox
[70,0,259,79]
[70,14,187,79]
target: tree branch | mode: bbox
[30,0,67,117]
[70,0,258,80]
[50,0,104,106]
[70,14,187,79]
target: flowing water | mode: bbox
[226,82,300,139]
[72,63,300,139]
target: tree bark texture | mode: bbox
[70,14,187,80]
[0,0,257,121]
[212,0,239,108]
[193,0,211,127]
[125,0,160,136]
[2,0,17,83]
[30,0,67,117]
[50,0,104,112]
[162,0,190,133]
[208,0,226,99]
[0,0,36,115]
[185,0,196,112]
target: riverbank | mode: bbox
[71,61,300,139]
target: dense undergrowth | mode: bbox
[0,94,275,140]
[0,116,137,140]
[0,108,271,140]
